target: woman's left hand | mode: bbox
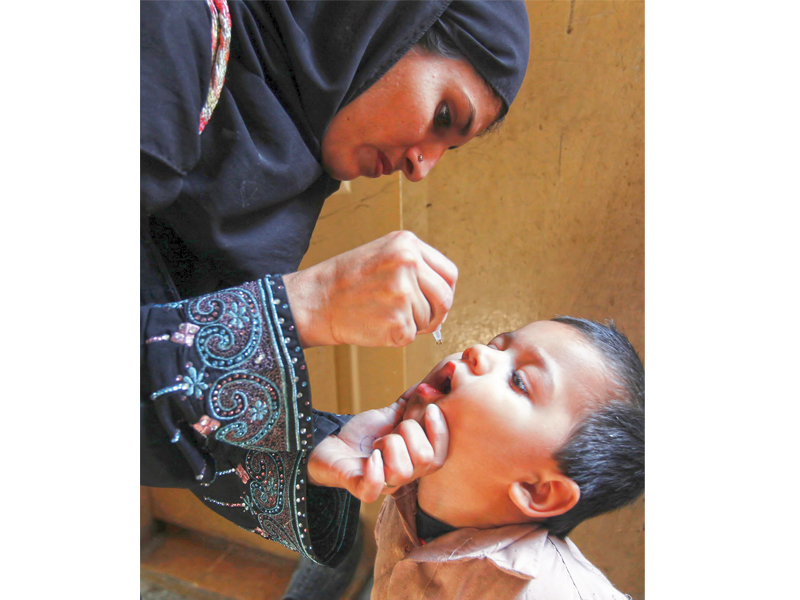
[307,398,449,503]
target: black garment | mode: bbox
[140,0,530,567]
[415,504,458,543]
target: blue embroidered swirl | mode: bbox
[245,451,285,516]
[258,514,300,554]
[209,371,281,447]
[187,287,263,370]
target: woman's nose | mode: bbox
[403,145,446,182]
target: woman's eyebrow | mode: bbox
[459,95,475,137]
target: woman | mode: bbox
[141,0,530,568]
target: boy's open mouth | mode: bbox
[415,361,455,399]
[437,362,454,394]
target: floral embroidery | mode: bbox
[249,399,268,422]
[181,365,209,399]
[226,301,251,329]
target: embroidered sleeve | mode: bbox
[140,274,359,566]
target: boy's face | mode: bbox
[407,321,609,490]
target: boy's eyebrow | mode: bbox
[515,343,554,399]
[492,332,512,347]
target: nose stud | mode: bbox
[418,154,424,163]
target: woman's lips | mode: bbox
[372,153,382,178]
[376,151,392,177]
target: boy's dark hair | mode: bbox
[542,316,645,539]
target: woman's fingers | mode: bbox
[353,449,386,503]
[373,432,414,486]
[373,405,450,486]
[394,233,456,337]
[284,230,458,348]
[416,235,459,291]
[424,404,449,471]
[412,257,455,335]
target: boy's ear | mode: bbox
[508,475,580,519]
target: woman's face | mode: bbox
[321,50,503,182]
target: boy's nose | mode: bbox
[462,344,497,375]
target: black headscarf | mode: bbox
[141,1,530,301]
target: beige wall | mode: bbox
[301,1,644,597]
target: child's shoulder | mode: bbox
[535,534,628,599]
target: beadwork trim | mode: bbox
[150,382,190,401]
[200,467,235,487]
[263,275,317,559]
[263,275,315,452]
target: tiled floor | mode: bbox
[140,577,374,600]
[141,524,373,600]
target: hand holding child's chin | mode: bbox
[307,396,449,503]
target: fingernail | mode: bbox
[426,403,441,419]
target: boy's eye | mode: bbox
[511,370,528,395]
[434,103,452,130]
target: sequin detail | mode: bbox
[192,415,221,436]
[170,322,200,346]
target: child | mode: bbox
[369,316,644,600]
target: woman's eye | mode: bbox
[435,103,452,130]
[511,370,528,394]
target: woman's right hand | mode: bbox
[284,231,457,348]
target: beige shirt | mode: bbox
[372,483,630,600]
